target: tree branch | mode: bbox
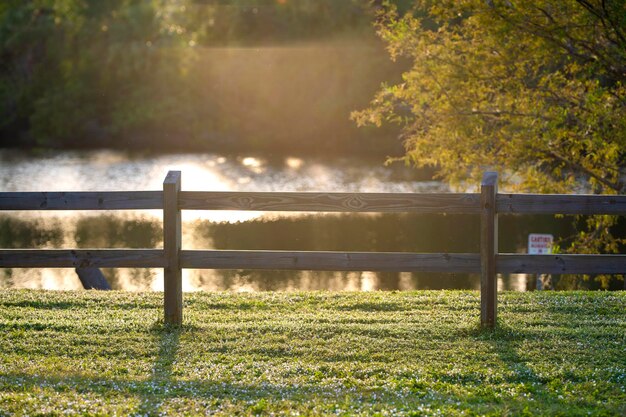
[452,110,553,121]
[544,149,623,193]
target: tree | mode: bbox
[0,0,199,147]
[353,1,626,268]
[0,0,405,154]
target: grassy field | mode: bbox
[0,290,624,416]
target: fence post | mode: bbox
[163,171,182,325]
[480,171,498,328]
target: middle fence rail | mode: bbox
[1,170,625,327]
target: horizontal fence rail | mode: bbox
[4,250,624,275]
[181,251,481,272]
[3,190,626,215]
[0,249,166,268]
[497,254,626,274]
[1,170,625,328]
[179,191,482,213]
[0,191,163,210]
[497,194,626,215]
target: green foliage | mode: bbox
[354,0,626,192]
[0,1,408,154]
[0,0,198,147]
[353,0,626,263]
[0,290,624,415]
[189,0,377,46]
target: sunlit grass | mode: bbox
[0,290,624,415]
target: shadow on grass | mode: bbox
[0,299,158,311]
[134,323,182,415]
[0,320,384,413]
[1,319,624,415]
[469,317,625,414]
[0,321,407,413]
[0,365,377,412]
[479,324,546,378]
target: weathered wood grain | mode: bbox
[497,254,626,274]
[0,191,163,210]
[0,249,165,268]
[163,171,182,325]
[179,191,482,213]
[497,194,626,215]
[480,172,498,328]
[180,250,481,272]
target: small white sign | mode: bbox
[528,234,553,255]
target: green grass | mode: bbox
[0,290,624,416]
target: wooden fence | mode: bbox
[1,170,625,327]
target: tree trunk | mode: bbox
[75,268,111,290]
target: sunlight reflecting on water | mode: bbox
[1,263,531,293]
[398,272,414,290]
[0,149,447,224]
[501,274,529,292]
[7,269,83,291]
[360,271,378,291]
[285,157,303,170]
[0,149,551,292]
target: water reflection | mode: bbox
[0,211,573,291]
[0,149,442,224]
[0,149,579,291]
[0,150,438,191]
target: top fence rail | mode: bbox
[2,191,626,215]
[0,191,163,210]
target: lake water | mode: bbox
[0,149,572,292]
